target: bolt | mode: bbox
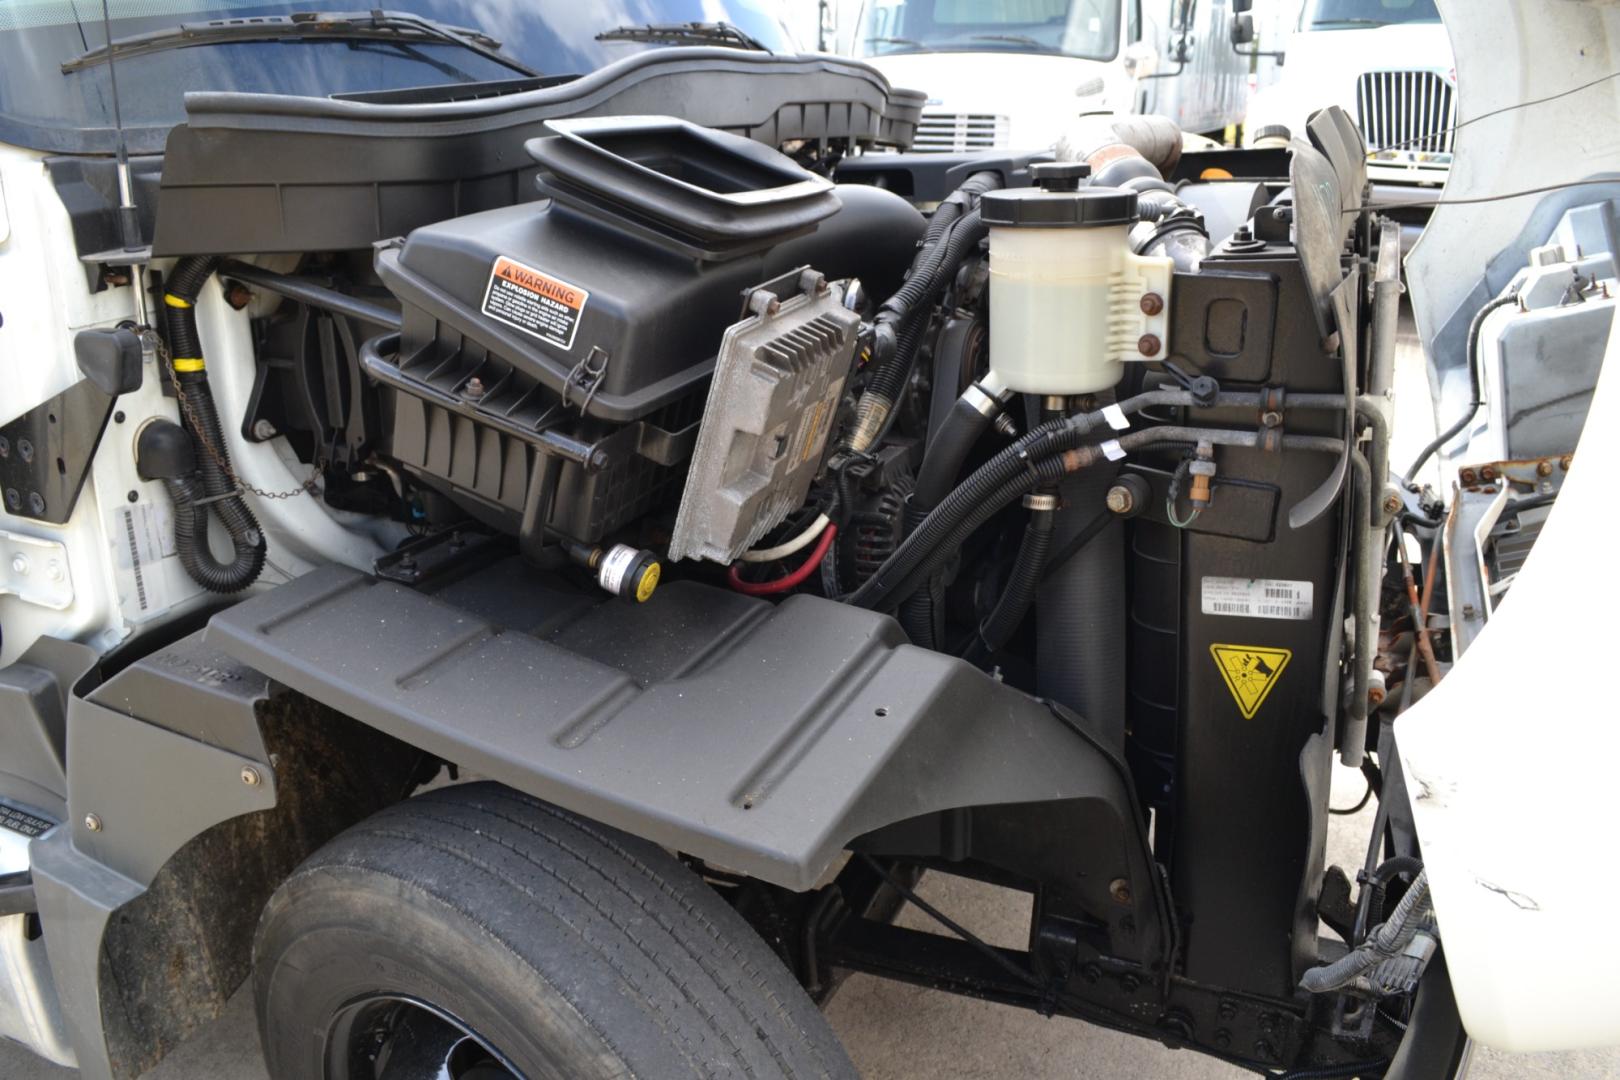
[1108,877,1133,905]
[1258,1012,1280,1034]
[1255,1040,1275,1060]
[47,560,63,582]
[1480,465,1497,481]
[1561,454,1573,471]
[223,282,254,310]
[1217,1000,1238,1022]
[1080,964,1102,984]
[252,419,279,440]
[1382,492,1402,515]
[1536,460,1554,477]
[114,410,126,424]
[1214,1029,1232,1049]
[1459,468,1477,484]
[11,555,28,575]
[84,813,103,833]
[127,490,139,503]
[1368,685,1387,706]
[463,376,486,399]
[1106,484,1136,515]
[240,765,263,787]
[5,489,18,511]
[1260,409,1283,428]
[1139,292,1165,316]
[1120,974,1141,994]
[28,493,44,516]
[0,435,8,456]
[1462,603,1478,620]
[17,438,32,463]
[1137,333,1162,358]
[993,413,1018,437]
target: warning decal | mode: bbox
[481,256,588,351]
[1210,643,1292,720]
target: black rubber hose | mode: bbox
[915,393,1000,512]
[1037,463,1125,743]
[966,503,1054,663]
[867,207,987,406]
[1405,293,1518,482]
[163,255,267,593]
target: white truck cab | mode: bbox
[1246,0,1455,185]
[851,0,1248,153]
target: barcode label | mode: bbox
[1201,577,1314,620]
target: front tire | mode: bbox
[253,782,856,1080]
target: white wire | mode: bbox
[739,514,830,563]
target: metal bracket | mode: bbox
[0,530,74,610]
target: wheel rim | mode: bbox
[327,994,523,1080]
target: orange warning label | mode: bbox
[482,256,588,351]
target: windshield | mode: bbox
[0,0,796,154]
[1300,0,1440,30]
[855,0,1121,62]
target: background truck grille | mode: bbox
[1356,70,1456,154]
[912,112,1008,152]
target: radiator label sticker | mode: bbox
[1201,576,1314,620]
[1210,644,1292,720]
[482,256,588,352]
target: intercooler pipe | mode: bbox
[963,494,1055,666]
[1057,114,1183,178]
[1037,459,1126,745]
[159,255,267,593]
[849,171,1004,451]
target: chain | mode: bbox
[154,333,316,501]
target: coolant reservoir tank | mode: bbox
[982,165,1173,394]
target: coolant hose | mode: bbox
[136,419,266,594]
[1037,463,1126,744]
[162,255,267,593]
[966,500,1055,664]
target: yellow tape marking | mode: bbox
[171,358,206,372]
[163,294,192,309]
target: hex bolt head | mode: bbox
[1108,877,1133,905]
[1536,460,1554,477]
[1139,292,1165,316]
[1382,492,1402,515]
[252,419,279,440]
[84,813,103,832]
[16,438,32,463]
[1105,484,1136,516]
[11,555,27,576]
[1120,973,1141,993]
[1136,333,1162,357]
[47,560,63,582]
[240,765,263,787]
[1459,468,1476,484]
[1214,1029,1232,1049]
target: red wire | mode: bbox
[726,524,838,596]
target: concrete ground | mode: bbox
[6,313,1618,1078]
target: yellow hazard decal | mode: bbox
[1210,644,1292,720]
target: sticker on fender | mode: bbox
[482,256,588,351]
[1210,644,1292,719]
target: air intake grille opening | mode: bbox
[1356,70,1456,155]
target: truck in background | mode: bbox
[848,0,1249,152]
[1244,0,1454,186]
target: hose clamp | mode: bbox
[1023,492,1059,511]
[963,383,1001,417]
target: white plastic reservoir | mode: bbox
[982,175,1172,395]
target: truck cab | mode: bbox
[852,0,1248,153]
[1245,0,1455,186]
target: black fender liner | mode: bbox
[205,562,1164,947]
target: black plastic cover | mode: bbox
[152,47,909,256]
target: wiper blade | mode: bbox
[968,33,1053,48]
[1310,18,1389,27]
[62,9,538,76]
[595,22,770,53]
[863,35,933,51]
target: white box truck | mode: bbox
[849,0,1250,152]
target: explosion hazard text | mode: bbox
[482,255,589,351]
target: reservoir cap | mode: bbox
[981,184,1138,229]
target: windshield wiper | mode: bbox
[61,9,538,76]
[1309,18,1390,28]
[968,33,1054,49]
[863,35,933,51]
[596,22,770,53]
